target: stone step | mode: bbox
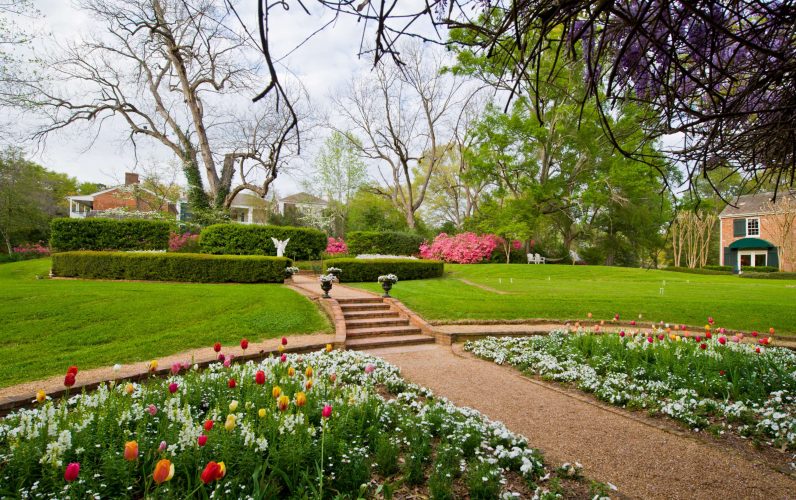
[336,297,384,304]
[346,334,435,350]
[346,325,422,338]
[339,302,391,312]
[342,310,401,320]
[345,317,410,329]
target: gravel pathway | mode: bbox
[375,344,796,499]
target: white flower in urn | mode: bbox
[377,274,398,284]
[285,266,300,276]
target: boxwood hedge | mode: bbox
[740,271,796,280]
[52,251,290,283]
[50,218,170,252]
[346,231,424,256]
[323,258,443,282]
[200,224,326,260]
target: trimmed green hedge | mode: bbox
[664,267,732,276]
[50,218,170,252]
[742,265,779,273]
[740,271,796,280]
[52,251,290,283]
[346,231,424,256]
[200,224,326,260]
[323,258,443,282]
[703,265,733,272]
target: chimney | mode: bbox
[125,172,140,185]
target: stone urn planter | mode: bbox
[319,274,335,298]
[377,274,398,298]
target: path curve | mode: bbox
[375,344,796,500]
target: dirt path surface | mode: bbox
[375,344,796,500]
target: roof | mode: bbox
[719,190,796,218]
[278,192,327,205]
[67,185,163,201]
[228,191,270,209]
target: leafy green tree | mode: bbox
[0,148,77,253]
[304,132,369,236]
[346,189,410,233]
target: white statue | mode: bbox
[271,237,290,257]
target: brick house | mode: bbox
[67,173,177,218]
[719,191,796,272]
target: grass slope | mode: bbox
[350,264,796,334]
[0,259,330,388]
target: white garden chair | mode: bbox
[535,253,546,264]
[527,253,535,264]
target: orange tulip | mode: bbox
[305,379,313,390]
[295,391,307,407]
[272,386,281,398]
[305,367,313,378]
[36,389,46,403]
[277,394,290,411]
[287,367,295,377]
[152,459,175,484]
[123,440,138,461]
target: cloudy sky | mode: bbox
[12,0,442,194]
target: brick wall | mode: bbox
[720,215,796,271]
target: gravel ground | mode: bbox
[377,344,796,499]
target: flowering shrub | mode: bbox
[168,232,200,252]
[12,243,50,260]
[466,331,796,455]
[325,237,348,255]
[0,349,589,498]
[419,232,502,264]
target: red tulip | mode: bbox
[213,342,222,353]
[168,383,178,394]
[658,334,664,341]
[695,335,702,342]
[64,462,80,482]
[204,420,214,431]
[647,336,653,343]
[705,331,712,339]
[619,330,625,338]
[322,404,332,419]
[64,373,76,387]
[200,461,226,484]
[755,347,761,353]
[227,378,236,389]
[708,316,714,324]
[719,370,725,376]
[630,320,636,326]
[240,338,249,350]
[218,353,225,363]
[751,331,758,337]
[280,354,287,363]
[255,370,266,385]
[66,365,78,376]
[281,337,288,346]
[718,337,726,345]
[700,343,707,350]
[198,435,208,447]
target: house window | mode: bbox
[746,218,759,236]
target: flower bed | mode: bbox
[465,332,796,453]
[0,349,595,498]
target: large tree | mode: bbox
[28,0,301,211]
[251,1,796,196]
[332,42,466,229]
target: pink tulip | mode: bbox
[619,331,625,338]
[280,354,287,363]
[171,363,181,375]
[168,383,178,394]
[64,462,80,482]
[223,359,231,368]
[732,336,740,343]
[158,440,167,452]
[364,364,375,374]
[322,404,332,419]
[148,404,157,416]
[198,435,208,447]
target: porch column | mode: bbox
[248,207,253,224]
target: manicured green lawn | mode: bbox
[0,259,330,388]
[350,264,796,334]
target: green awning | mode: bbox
[729,237,775,250]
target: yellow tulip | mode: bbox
[125,383,135,395]
[153,459,175,484]
[229,400,238,412]
[225,414,236,431]
[295,391,307,407]
[277,395,290,411]
[148,360,158,372]
[36,389,46,403]
[258,408,266,418]
[287,367,295,377]
[272,386,281,398]
[278,344,284,353]
[305,379,313,390]
[305,367,313,378]
[325,343,332,353]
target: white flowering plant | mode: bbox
[377,274,399,284]
[318,274,336,283]
[0,349,593,498]
[466,330,796,460]
[284,266,300,275]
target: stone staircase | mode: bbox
[338,297,435,350]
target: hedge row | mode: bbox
[323,258,443,282]
[664,267,732,276]
[50,218,170,252]
[51,251,290,283]
[346,231,424,256]
[200,224,326,260]
[740,271,796,280]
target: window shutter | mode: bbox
[767,248,779,270]
[733,219,746,237]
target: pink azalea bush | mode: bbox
[325,237,348,255]
[169,233,199,252]
[13,243,50,258]
[419,232,503,264]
